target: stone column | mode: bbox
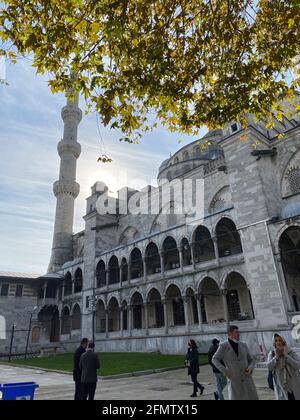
[213,237,220,264]
[119,266,123,288]
[143,259,147,283]
[106,270,109,289]
[160,253,165,277]
[195,293,203,331]
[128,265,132,285]
[128,305,133,337]
[162,299,168,334]
[62,281,65,301]
[191,243,196,270]
[222,289,230,331]
[183,296,191,332]
[105,308,109,338]
[144,302,149,335]
[179,247,184,273]
[120,309,124,336]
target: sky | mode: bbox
[0,59,207,275]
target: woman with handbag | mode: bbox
[185,339,205,398]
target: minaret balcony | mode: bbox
[57,140,81,158]
[53,181,80,199]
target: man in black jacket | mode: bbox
[80,342,100,401]
[208,338,227,400]
[73,338,88,400]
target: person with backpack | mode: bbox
[267,334,300,400]
[208,338,227,400]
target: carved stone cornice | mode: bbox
[53,181,80,199]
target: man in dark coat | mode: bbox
[80,342,100,401]
[73,338,88,400]
[186,339,205,398]
[208,338,227,400]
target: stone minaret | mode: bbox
[48,94,82,273]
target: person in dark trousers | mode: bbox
[186,339,205,398]
[208,338,227,400]
[73,338,88,400]
[80,342,100,401]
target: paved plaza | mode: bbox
[0,364,275,400]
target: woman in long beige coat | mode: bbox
[267,334,300,400]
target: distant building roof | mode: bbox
[0,271,40,280]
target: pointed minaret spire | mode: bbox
[48,92,82,273]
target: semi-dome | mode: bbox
[282,201,300,219]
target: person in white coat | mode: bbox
[267,334,300,400]
[212,325,259,400]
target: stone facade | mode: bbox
[1,100,300,356]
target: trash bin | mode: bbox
[0,382,39,400]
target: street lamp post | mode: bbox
[8,324,16,362]
[89,296,98,344]
[25,306,38,360]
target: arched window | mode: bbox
[131,292,144,329]
[199,278,224,324]
[194,146,201,158]
[130,248,144,280]
[121,258,129,283]
[96,300,106,333]
[108,256,120,285]
[107,298,120,332]
[74,268,83,293]
[145,243,161,275]
[225,273,254,321]
[96,260,106,288]
[61,307,71,335]
[287,167,300,194]
[166,285,185,326]
[64,272,73,296]
[181,238,192,266]
[163,237,180,271]
[216,218,243,258]
[183,151,189,161]
[193,226,215,263]
[72,304,81,330]
[147,289,164,328]
[279,227,300,312]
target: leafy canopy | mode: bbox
[0,0,299,140]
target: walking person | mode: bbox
[73,337,88,400]
[186,339,205,398]
[267,333,300,400]
[208,338,227,400]
[80,342,100,400]
[212,325,259,400]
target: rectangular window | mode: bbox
[15,284,23,298]
[0,284,9,297]
[231,123,238,133]
[86,296,90,309]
